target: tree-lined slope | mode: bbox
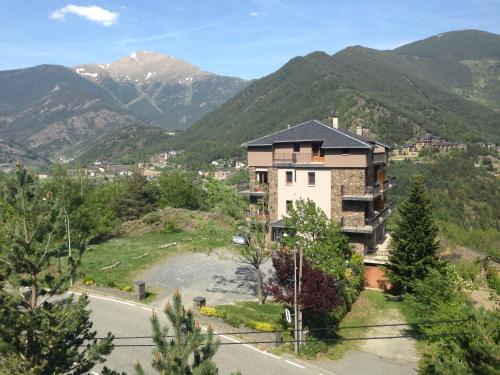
[170,30,500,165]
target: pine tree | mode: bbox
[135,291,220,375]
[0,164,116,374]
[386,175,441,292]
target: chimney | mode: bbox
[356,126,363,136]
[331,111,339,129]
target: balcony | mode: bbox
[273,152,324,166]
[240,182,268,198]
[372,153,386,164]
[341,183,381,201]
[340,203,396,234]
[244,209,270,222]
[382,176,396,192]
[364,250,390,264]
[340,217,377,234]
[364,234,392,264]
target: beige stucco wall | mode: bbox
[276,168,332,219]
[373,145,386,153]
[324,150,368,167]
[248,148,273,167]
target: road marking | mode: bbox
[73,292,314,371]
[220,335,241,343]
[88,294,137,307]
[260,351,281,360]
[285,360,305,369]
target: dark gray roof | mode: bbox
[242,120,375,149]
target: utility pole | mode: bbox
[298,247,303,347]
[293,248,298,355]
[62,206,72,286]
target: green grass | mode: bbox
[214,301,286,328]
[79,226,231,291]
[327,290,413,360]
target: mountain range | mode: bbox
[0,52,248,163]
[0,29,499,167]
[170,30,500,166]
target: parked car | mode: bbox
[232,233,248,246]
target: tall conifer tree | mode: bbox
[0,164,116,374]
[386,176,441,291]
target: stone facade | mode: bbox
[330,168,366,224]
[268,167,278,221]
[249,167,257,191]
[341,201,366,227]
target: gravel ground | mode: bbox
[140,250,273,308]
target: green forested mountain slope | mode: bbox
[77,124,174,164]
[169,30,500,166]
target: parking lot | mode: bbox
[141,250,273,308]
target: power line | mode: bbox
[93,318,468,340]
[88,332,462,348]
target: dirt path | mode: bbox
[360,308,418,364]
[313,307,419,374]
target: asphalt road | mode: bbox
[82,292,332,375]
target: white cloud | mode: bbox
[50,4,119,26]
[249,11,270,17]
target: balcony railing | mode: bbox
[340,217,376,234]
[244,209,270,222]
[382,176,396,192]
[341,183,381,200]
[372,153,386,164]
[273,152,324,165]
[364,250,390,263]
[340,202,396,234]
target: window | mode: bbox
[308,172,315,185]
[341,149,350,155]
[293,143,300,152]
[286,171,293,184]
[286,200,293,213]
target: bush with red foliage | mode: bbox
[266,250,341,314]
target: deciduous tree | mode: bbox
[233,221,275,303]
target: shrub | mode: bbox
[485,264,500,294]
[244,319,257,329]
[254,321,277,332]
[200,306,218,317]
[299,337,328,359]
[121,285,133,293]
[224,316,242,328]
[453,260,480,283]
[83,277,95,286]
[143,211,161,224]
[163,219,182,234]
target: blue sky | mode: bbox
[1,0,499,79]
